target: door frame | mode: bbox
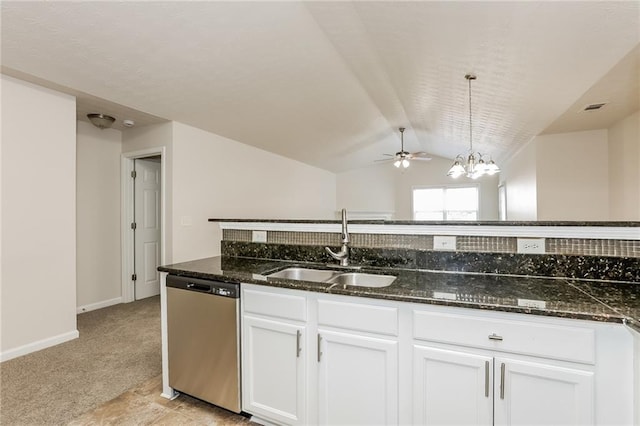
[121,147,167,303]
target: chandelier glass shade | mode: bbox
[447,74,500,179]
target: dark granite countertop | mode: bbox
[208,218,640,227]
[158,256,640,332]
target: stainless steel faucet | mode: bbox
[325,208,350,266]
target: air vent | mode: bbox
[583,102,607,111]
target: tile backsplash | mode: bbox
[223,229,640,259]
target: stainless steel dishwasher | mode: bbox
[166,275,241,413]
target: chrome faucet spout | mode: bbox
[340,208,350,244]
[326,208,350,266]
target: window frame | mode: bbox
[411,184,481,221]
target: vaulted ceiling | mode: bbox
[2,1,638,172]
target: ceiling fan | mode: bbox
[377,127,431,168]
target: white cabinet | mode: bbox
[412,346,594,426]
[318,330,398,425]
[413,345,493,425]
[242,316,306,425]
[494,357,593,426]
[411,306,614,425]
[317,297,400,425]
[242,286,307,425]
[240,284,634,425]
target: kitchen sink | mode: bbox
[327,272,396,288]
[267,267,339,282]
[266,267,396,288]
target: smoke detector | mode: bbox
[123,119,135,128]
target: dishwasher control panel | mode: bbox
[214,287,233,297]
[166,275,239,299]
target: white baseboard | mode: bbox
[77,297,122,314]
[0,329,79,362]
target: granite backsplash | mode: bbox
[221,231,640,283]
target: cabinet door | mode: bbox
[242,315,306,425]
[494,357,594,426]
[413,345,493,425]
[317,330,398,425]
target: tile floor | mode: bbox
[69,375,257,425]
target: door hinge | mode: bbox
[132,274,137,281]
[131,170,137,179]
[131,222,137,230]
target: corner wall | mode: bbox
[76,121,122,311]
[500,141,537,220]
[608,110,640,220]
[536,129,609,221]
[1,75,78,361]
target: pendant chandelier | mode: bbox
[447,74,500,179]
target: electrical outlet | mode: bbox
[433,236,456,251]
[252,230,267,243]
[517,298,547,309]
[517,238,545,254]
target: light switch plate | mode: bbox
[252,230,267,243]
[433,236,456,251]
[517,238,545,254]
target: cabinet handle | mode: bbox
[488,333,503,341]
[317,334,322,362]
[296,330,302,358]
[500,362,506,400]
[485,361,490,397]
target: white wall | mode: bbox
[608,110,640,220]
[337,157,499,221]
[535,130,609,221]
[76,121,122,311]
[171,122,336,262]
[336,163,396,216]
[1,76,78,360]
[501,142,538,220]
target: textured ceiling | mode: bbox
[1,1,638,172]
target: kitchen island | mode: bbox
[159,255,639,426]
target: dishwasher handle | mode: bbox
[186,282,212,293]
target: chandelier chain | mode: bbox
[468,75,473,153]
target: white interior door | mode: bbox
[134,158,161,300]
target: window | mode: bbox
[413,186,479,220]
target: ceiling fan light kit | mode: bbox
[379,127,431,169]
[447,74,500,179]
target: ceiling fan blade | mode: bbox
[374,158,395,163]
[411,157,432,161]
[382,153,395,157]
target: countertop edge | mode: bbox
[208,218,640,227]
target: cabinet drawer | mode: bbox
[318,299,398,336]
[243,287,306,321]
[413,310,595,364]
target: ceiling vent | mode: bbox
[582,102,607,112]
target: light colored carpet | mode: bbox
[0,296,161,425]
